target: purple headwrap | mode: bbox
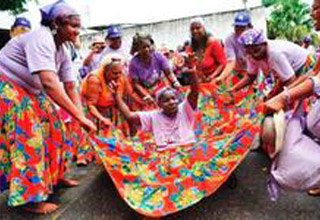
[238,29,267,46]
[40,0,78,26]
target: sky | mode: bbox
[0,0,313,30]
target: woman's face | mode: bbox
[57,15,81,43]
[245,43,267,60]
[190,23,206,41]
[107,62,123,81]
[234,25,248,38]
[108,37,122,50]
[312,0,320,30]
[138,39,152,58]
[158,90,179,117]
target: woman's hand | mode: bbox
[265,93,286,113]
[143,95,157,106]
[78,116,97,133]
[101,117,112,127]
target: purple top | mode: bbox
[224,32,247,70]
[129,52,170,88]
[0,26,75,94]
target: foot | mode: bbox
[76,159,88,166]
[23,202,59,214]
[308,188,320,196]
[58,179,80,187]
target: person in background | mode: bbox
[214,11,252,86]
[81,55,143,136]
[186,17,227,83]
[82,36,106,77]
[98,25,129,67]
[302,36,315,54]
[9,17,32,38]
[0,0,96,213]
[129,34,181,108]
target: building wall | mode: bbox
[80,6,266,55]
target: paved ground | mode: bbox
[1,151,320,220]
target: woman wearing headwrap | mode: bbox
[186,17,227,83]
[9,17,32,38]
[81,55,143,136]
[129,34,181,108]
[0,0,96,213]
[261,0,320,198]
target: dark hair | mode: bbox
[130,33,155,55]
[191,32,212,51]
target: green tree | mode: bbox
[263,0,316,44]
[0,0,37,15]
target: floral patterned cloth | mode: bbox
[0,74,68,207]
[93,80,264,217]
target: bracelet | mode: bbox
[143,95,151,101]
[310,76,320,96]
[172,81,180,88]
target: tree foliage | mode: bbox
[0,0,36,15]
[263,0,316,44]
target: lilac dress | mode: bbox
[269,101,320,200]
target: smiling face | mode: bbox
[158,90,179,117]
[312,0,320,30]
[190,23,206,41]
[56,15,81,44]
[138,38,152,59]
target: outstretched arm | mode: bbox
[187,72,200,110]
[115,93,141,127]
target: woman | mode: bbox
[215,11,252,86]
[229,28,316,155]
[186,17,227,83]
[0,0,96,214]
[264,0,320,198]
[129,34,181,107]
[81,56,143,136]
[93,65,262,217]
[10,17,32,38]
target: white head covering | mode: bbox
[190,17,205,27]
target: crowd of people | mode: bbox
[1,0,320,217]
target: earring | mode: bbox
[51,28,57,35]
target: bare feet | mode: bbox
[58,179,80,187]
[308,188,320,196]
[76,159,88,166]
[23,202,59,214]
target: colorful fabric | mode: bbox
[0,74,68,207]
[93,77,263,217]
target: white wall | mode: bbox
[80,6,266,55]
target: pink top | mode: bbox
[0,26,75,94]
[138,99,196,151]
[247,40,309,82]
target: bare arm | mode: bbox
[39,71,96,131]
[216,61,236,82]
[115,93,141,127]
[163,69,181,88]
[83,51,96,67]
[64,81,83,112]
[187,72,200,110]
